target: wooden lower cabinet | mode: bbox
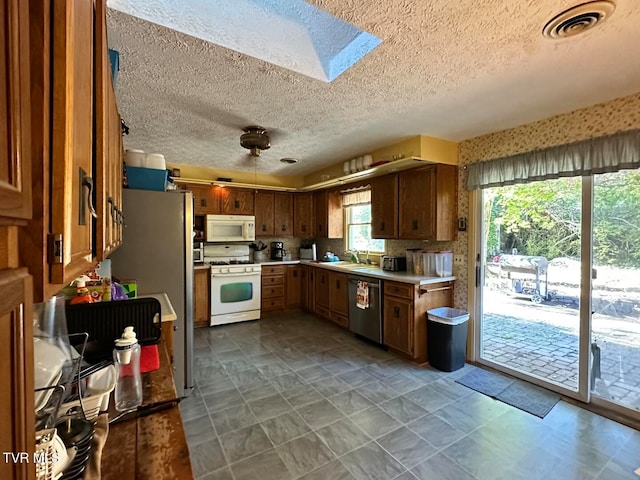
[193,268,210,328]
[301,266,315,311]
[383,280,453,363]
[285,265,302,308]
[261,265,285,313]
[328,272,349,327]
[314,268,330,319]
[384,295,414,356]
[261,264,303,314]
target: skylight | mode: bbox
[107,0,382,82]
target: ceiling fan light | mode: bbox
[280,157,299,164]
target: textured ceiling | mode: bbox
[107,0,381,82]
[106,0,640,176]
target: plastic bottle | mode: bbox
[69,275,94,304]
[113,326,142,411]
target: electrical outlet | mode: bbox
[454,255,466,265]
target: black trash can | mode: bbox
[427,307,469,372]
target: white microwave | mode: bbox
[206,215,255,242]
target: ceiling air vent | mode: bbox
[542,1,615,39]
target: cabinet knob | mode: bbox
[282,224,286,231]
[412,220,418,230]
[381,221,385,231]
[234,200,240,208]
[262,224,267,231]
[302,225,306,232]
[393,306,400,317]
[336,280,340,289]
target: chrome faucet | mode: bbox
[350,249,361,264]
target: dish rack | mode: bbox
[34,429,61,480]
[57,365,116,422]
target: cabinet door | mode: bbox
[189,184,218,215]
[399,166,435,239]
[314,190,343,239]
[255,191,274,237]
[274,192,293,238]
[0,0,32,220]
[302,266,315,311]
[94,0,120,259]
[193,268,210,328]
[293,193,314,238]
[329,272,348,316]
[49,0,95,284]
[314,269,330,309]
[0,269,35,480]
[371,174,398,239]
[222,188,254,215]
[286,265,302,307]
[314,191,328,238]
[384,295,413,355]
[433,164,457,241]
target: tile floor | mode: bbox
[181,312,640,480]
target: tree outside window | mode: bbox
[346,204,385,252]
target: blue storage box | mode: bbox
[109,49,120,84]
[126,167,167,191]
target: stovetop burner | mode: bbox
[208,260,254,266]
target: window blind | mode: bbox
[467,129,640,190]
[341,186,371,207]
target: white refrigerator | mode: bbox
[109,189,194,397]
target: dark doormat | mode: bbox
[455,368,560,418]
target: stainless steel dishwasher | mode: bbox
[348,275,383,344]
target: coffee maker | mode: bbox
[270,242,286,261]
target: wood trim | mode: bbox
[0,268,35,480]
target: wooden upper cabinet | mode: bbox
[255,191,275,236]
[399,167,435,239]
[398,164,457,241]
[371,174,398,239]
[221,188,254,215]
[274,192,293,238]
[314,190,343,239]
[49,0,95,284]
[294,193,314,238]
[184,184,219,215]
[94,0,122,260]
[0,0,32,221]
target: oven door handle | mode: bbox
[211,272,261,277]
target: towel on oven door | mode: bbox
[356,281,369,309]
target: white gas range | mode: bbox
[203,244,262,326]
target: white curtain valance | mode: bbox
[467,129,640,190]
[342,187,371,207]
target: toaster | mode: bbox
[382,256,406,272]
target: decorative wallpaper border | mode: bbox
[454,90,640,311]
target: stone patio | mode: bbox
[481,293,640,412]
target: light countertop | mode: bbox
[138,293,177,322]
[299,260,456,285]
[194,259,454,285]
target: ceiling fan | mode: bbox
[240,126,271,157]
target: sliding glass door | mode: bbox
[478,177,583,396]
[591,170,640,413]
[476,170,640,415]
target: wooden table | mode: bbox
[101,342,192,479]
